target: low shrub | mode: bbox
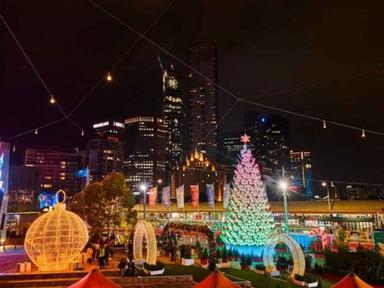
[143,261,164,271]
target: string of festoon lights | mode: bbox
[0,0,176,145]
[88,0,384,140]
[2,0,384,148]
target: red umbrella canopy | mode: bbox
[193,271,240,288]
[331,273,373,288]
[67,269,120,288]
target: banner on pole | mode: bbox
[190,185,199,208]
[223,183,230,208]
[162,186,171,208]
[206,184,215,208]
[148,186,157,208]
[176,185,184,208]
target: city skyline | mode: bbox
[2,1,384,184]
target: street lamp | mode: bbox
[279,179,289,233]
[322,181,331,210]
[157,179,162,185]
[140,184,147,221]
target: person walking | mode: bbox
[98,246,105,269]
[118,258,128,278]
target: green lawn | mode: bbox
[164,264,335,288]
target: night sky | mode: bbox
[1,1,384,184]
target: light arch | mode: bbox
[133,220,157,265]
[263,233,305,276]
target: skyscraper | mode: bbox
[221,132,243,166]
[124,117,166,192]
[162,63,183,181]
[244,112,290,177]
[86,121,124,182]
[187,40,218,162]
[289,151,313,200]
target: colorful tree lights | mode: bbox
[221,134,275,246]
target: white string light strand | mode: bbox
[67,0,177,117]
[88,0,384,138]
[0,14,83,134]
[4,0,176,140]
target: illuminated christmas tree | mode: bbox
[222,134,275,246]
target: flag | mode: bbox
[162,186,171,208]
[148,186,158,208]
[206,184,215,208]
[223,183,230,208]
[190,185,199,208]
[176,185,184,208]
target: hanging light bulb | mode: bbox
[323,120,327,129]
[106,72,112,82]
[49,95,56,104]
[13,145,16,152]
[81,129,84,136]
[361,129,366,138]
[34,129,38,135]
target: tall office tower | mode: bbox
[124,117,166,192]
[187,40,218,162]
[87,121,124,182]
[24,148,80,195]
[0,142,10,245]
[244,112,290,176]
[289,151,313,200]
[221,132,244,166]
[162,63,183,181]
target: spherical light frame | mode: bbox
[24,190,89,271]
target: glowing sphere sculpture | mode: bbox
[24,190,88,271]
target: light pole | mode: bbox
[279,167,289,233]
[322,181,331,210]
[139,183,147,221]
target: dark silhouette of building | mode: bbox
[162,63,183,182]
[187,40,218,162]
[87,121,124,182]
[124,117,166,192]
[244,112,290,177]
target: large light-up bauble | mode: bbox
[24,191,88,271]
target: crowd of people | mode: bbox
[84,233,116,269]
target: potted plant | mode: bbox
[222,248,228,263]
[255,264,266,275]
[240,254,248,270]
[216,248,222,263]
[143,261,165,276]
[200,248,209,266]
[181,245,194,266]
[293,274,306,287]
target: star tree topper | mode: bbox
[240,133,250,144]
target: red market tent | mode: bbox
[193,271,240,288]
[331,273,373,288]
[67,269,120,288]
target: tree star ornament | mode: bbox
[24,190,89,271]
[240,133,250,144]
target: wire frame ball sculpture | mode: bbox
[24,190,89,271]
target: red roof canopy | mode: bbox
[67,269,120,288]
[193,271,240,288]
[331,273,373,288]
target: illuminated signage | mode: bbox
[93,121,109,128]
[113,121,124,128]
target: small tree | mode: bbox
[70,172,136,236]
